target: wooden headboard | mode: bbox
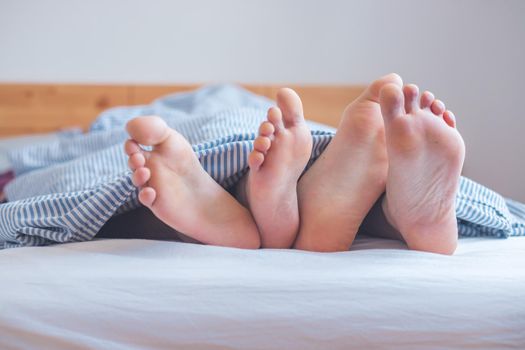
[0,84,365,137]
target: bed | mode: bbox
[0,83,524,349]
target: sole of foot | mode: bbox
[294,73,403,252]
[237,88,312,248]
[125,115,260,249]
[379,83,465,255]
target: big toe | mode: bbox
[126,116,170,146]
[276,88,305,128]
[379,83,405,123]
[366,73,404,102]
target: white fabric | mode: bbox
[1,237,524,349]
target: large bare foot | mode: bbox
[379,83,465,255]
[125,116,260,249]
[294,73,402,252]
[235,89,312,248]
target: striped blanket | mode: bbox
[1,85,524,249]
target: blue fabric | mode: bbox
[1,84,524,249]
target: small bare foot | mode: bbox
[379,84,465,255]
[235,89,312,248]
[124,116,260,249]
[294,73,402,252]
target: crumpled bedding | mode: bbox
[0,85,524,249]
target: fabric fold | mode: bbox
[1,84,524,249]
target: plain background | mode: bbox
[1,0,524,201]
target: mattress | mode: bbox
[1,236,524,349]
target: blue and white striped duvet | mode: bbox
[1,85,524,249]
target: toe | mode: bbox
[126,116,171,146]
[276,88,305,128]
[420,91,435,109]
[248,151,265,171]
[132,167,151,187]
[367,73,404,102]
[124,139,141,156]
[403,84,419,113]
[379,83,405,123]
[128,152,146,170]
[431,99,446,116]
[253,136,271,153]
[258,121,275,137]
[138,187,156,207]
[267,107,285,132]
[443,110,456,128]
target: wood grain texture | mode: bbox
[0,83,365,136]
[0,85,128,136]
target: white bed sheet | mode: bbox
[1,236,524,349]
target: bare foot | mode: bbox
[294,73,403,252]
[379,83,465,255]
[124,116,260,249]
[235,89,312,248]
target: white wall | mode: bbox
[1,0,524,201]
